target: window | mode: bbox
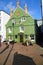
[20,26,24,32]
[25,35,28,39]
[30,34,34,40]
[21,17,26,22]
[8,27,12,33]
[15,35,17,39]
[9,35,12,41]
[0,12,1,15]
[0,26,1,30]
[0,19,1,24]
[12,19,16,24]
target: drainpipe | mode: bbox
[12,21,14,43]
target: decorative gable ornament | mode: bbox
[16,12,20,16]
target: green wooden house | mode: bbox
[6,1,35,43]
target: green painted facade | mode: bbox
[6,7,35,43]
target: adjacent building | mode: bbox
[34,19,43,44]
[0,11,10,42]
[6,1,35,43]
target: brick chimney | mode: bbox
[10,8,13,17]
[17,0,20,7]
[25,4,28,14]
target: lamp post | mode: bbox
[12,19,15,42]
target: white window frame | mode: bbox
[8,27,12,33]
[20,26,24,32]
[21,17,26,22]
[9,35,12,41]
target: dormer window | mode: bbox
[21,17,26,22]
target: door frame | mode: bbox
[18,33,24,43]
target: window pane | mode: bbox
[25,35,28,39]
[21,17,26,22]
[15,35,17,39]
[8,27,12,33]
[20,26,24,32]
[9,35,12,41]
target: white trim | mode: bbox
[20,26,24,32]
[19,7,34,19]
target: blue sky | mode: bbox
[0,0,42,19]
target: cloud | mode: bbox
[0,1,15,13]
[4,2,15,11]
[29,10,35,16]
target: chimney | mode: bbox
[17,0,20,7]
[10,8,13,17]
[25,4,28,14]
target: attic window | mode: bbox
[21,17,26,22]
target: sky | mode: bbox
[0,0,42,19]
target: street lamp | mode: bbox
[12,19,15,43]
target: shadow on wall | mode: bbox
[12,52,36,65]
[34,20,43,47]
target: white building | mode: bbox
[0,11,10,42]
[42,0,43,16]
[37,19,42,27]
